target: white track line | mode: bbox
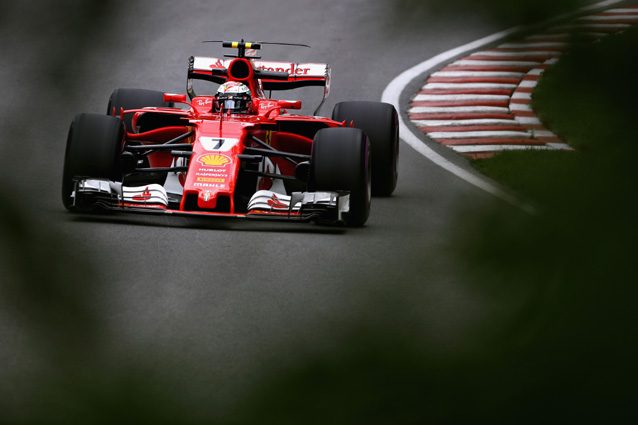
[431,71,524,78]
[409,106,510,114]
[510,103,533,111]
[382,28,525,207]
[413,94,510,101]
[380,0,623,211]
[424,83,517,89]
[499,42,566,48]
[451,144,568,153]
[414,119,520,126]
[515,116,542,125]
[512,92,532,99]
[429,131,532,139]
[453,59,540,66]
[519,80,538,88]
[471,51,561,57]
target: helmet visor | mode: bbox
[216,94,251,113]
[222,99,238,110]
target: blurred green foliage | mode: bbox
[466,26,638,422]
[229,21,638,425]
[2,1,637,423]
[0,1,194,423]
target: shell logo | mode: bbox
[198,154,231,167]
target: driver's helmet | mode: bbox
[214,81,252,114]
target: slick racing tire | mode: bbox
[62,113,124,210]
[107,88,170,132]
[310,127,370,227]
[332,101,399,197]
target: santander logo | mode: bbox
[256,63,310,76]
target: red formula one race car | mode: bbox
[62,40,398,226]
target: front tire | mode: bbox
[62,114,124,210]
[332,101,399,196]
[310,127,371,227]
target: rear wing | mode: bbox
[188,56,331,93]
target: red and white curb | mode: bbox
[408,4,638,159]
[382,0,626,208]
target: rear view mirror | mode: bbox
[163,93,188,104]
[277,100,302,110]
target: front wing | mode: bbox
[70,180,350,224]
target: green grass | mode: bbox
[474,26,638,206]
[447,26,638,422]
[472,150,579,206]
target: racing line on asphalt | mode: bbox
[382,0,631,208]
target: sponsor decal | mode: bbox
[248,210,301,217]
[198,153,231,167]
[209,58,225,69]
[197,177,225,183]
[194,182,225,189]
[256,63,310,76]
[203,191,212,202]
[132,187,152,201]
[197,174,228,180]
[196,98,213,107]
[199,137,239,152]
[267,194,288,209]
[194,58,326,78]
[120,202,167,210]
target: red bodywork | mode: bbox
[119,55,343,218]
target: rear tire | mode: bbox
[332,101,399,196]
[310,127,370,227]
[107,88,169,132]
[62,114,124,210]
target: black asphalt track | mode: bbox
[0,0,516,411]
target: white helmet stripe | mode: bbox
[217,81,251,94]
